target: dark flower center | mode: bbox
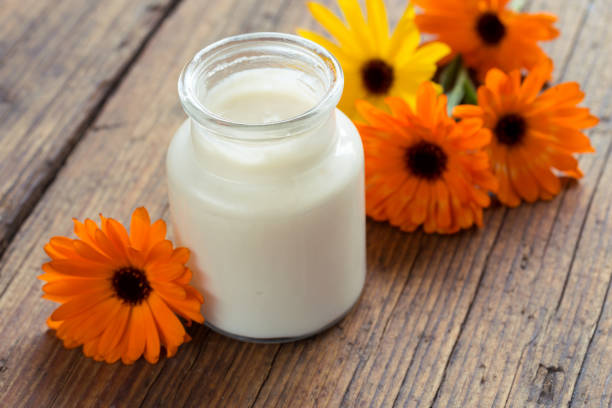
[405,141,448,180]
[112,267,151,304]
[494,114,527,146]
[361,59,394,94]
[476,12,506,45]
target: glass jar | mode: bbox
[167,33,365,342]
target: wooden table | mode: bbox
[1,0,610,406]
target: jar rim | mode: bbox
[178,32,344,141]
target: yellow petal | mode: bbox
[307,2,363,57]
[396,41,450,68]
[387,4,417,59]
[338,0,376,54]
[339,68,368,120]
[365,0,389,50]
[296,29,358,66]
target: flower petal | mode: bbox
[130,207,151,252]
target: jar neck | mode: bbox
[178,33,344,181]
[189,110,337,181]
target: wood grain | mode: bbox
[0,0,297,406]
[0,0,180,258]
[0,0,610,407]
[431,0,612,406]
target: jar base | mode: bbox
[203,291,363,344]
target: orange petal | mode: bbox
[130,207,151,252]
[170,247,190,264]
[453,104,484,119]
[43,278,110,297]
[105,218,131,257]
[162,294,205,324]
[151,281,187,300]
[520,58,552,104]
[48,259,113,278]
[75,297,123,343]
[415,82,436,120]
[435,181,452,229]
[185,284,205,304]
[73,219,98,248]
[44,237,76,260]
[97,305,130,358]
[73,240,113,264]
[146,240,174,264]
[142,302,161,364]
[409,180,430,225]
[51,290,112,321]
[148,263,185,282]
[175,268,193,285]
[384,96,413,118]
[147,220,167,251]
[148,292,186,358]
[83,337,100,358]
[47,316,63,330]
[508,149,539,202]
[386,177,419,225]
[126,305,147,362]
[495,153,521,207]
[93,229,124,261]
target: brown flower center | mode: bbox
[112,267,151,304]
[405,141,448,180]
[476,12,506,45]
[361,59,394,94]
[494,113,527,146]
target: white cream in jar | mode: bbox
[167,33,366,341]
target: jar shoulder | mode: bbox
[166,110,364,216]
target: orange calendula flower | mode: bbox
[357,81,497,234]
[454,60,598,206]
[40,207,204,364]
[413,0,559,79]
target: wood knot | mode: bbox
[531,364,564,405]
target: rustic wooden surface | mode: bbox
[0,0,610,406]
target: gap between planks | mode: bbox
[0,0,184,265]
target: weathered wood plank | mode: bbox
[250,1,604,406]
[0,0,180,258]
[431,0,612,406]
[0,0,609,407]
[251,217,508,408]
[570,232,612,407]
[0,0,307,406]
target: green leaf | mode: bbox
[462,74,478,105]
[440,56,479,116]
[446,68,479,115]
[439,55,462,93]
[446,69,467,115]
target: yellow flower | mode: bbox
[299,0,450,120]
